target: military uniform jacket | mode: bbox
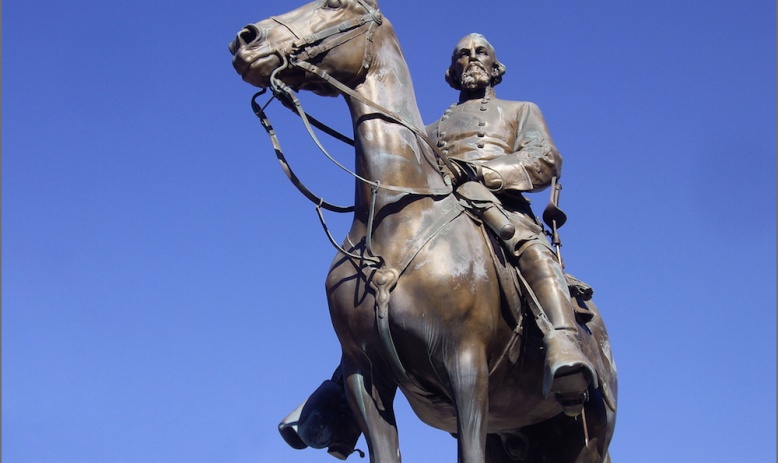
[427,97,562,195]
[427,96,562,242]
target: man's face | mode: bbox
[454,35,497,91]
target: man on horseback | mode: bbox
[426,33,596,410]
[277,32,598,458]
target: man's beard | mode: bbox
[460,63,491,90]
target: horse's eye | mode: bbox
[324,0,343,8]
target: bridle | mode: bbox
[249,0,468,263]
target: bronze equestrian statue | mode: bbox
[229,1,617,462]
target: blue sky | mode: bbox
[3,0,775,462]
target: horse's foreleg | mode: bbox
[341,358,400,463]
[447,346,489,463]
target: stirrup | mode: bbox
[551,367,590,417]
[542,330,597,399]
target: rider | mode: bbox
[427,33,596,409]
[278,33,597,456]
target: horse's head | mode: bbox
[229,0,383,96]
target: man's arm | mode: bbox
[480,101,562,193]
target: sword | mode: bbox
[542,176,567,267]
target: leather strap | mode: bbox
[251,90,355,213]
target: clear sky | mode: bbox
[3,0,775,462]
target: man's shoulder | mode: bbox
[492,99,546,120]
[425,102,458,128]
[424,119,439,138]
[493,98,540,110]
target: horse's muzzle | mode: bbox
[229,24,266,56]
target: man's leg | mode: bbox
[517,243,597,416]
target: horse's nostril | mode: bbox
[239,25,263,45]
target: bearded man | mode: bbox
[426,33,596,408]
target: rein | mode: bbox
[252,87,380,265]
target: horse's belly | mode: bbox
[400,377,562,433]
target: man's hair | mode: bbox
[445,33,507,91]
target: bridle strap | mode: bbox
[271,3,382,70]
[292,23,371,63]
[276,10,378,46]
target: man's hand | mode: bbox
[449,159,483,186]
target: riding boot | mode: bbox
[542,327,596,416]
[518,244,597,416]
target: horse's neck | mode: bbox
[342,34,447,214]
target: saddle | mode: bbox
[453,181,595,326]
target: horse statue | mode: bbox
[229,1,617,462]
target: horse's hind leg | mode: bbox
[341,358,400,463]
